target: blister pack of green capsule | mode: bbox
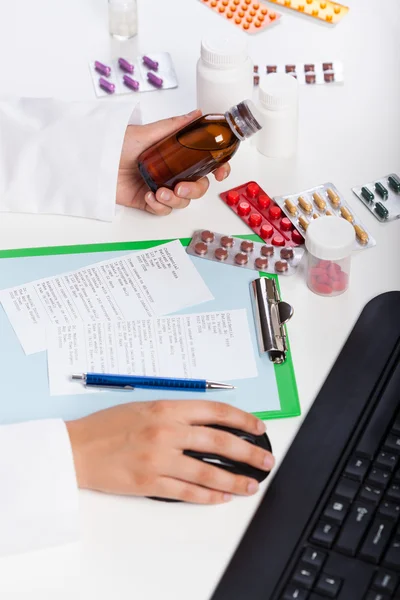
[352,173,400,223]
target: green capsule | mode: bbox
[374,181,388,199]
[375,202,389,220]
[361,186,374,203]
[388,174,400,193]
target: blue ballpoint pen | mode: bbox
[71,373,235,392]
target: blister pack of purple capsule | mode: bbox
[89,53,178,97]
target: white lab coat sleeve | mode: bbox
[0,98,141,221]
[0,419,79,556]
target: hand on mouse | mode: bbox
[116,110,231,216]
[66,400,274,504]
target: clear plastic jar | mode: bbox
[305,216,355,297]
[108,0,138,39]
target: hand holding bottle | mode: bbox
[117,109,231,216]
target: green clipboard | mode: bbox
[0,234,300,421]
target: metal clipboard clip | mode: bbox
[250,278,294,365]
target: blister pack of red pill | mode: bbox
[187,230,304,276]
[89,53,178,97]
[220,181,305,248]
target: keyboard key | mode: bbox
[345,455,370,481]
[364,592,390,600]
[323,497,350,525]
[383,535,400,569]
[335,476,360,501]
[301,547,326,570]
[282,584,309,600]
[375,451,398,472]
[311,522,338,549]
[378,499,400,520]
[314,574,342,598]
[384,434,400,453]
[359,518,395,563]
[367,467,391,488]
[360,484,384,505]
[335,502,374,556]
[394,469,400,483]
[292,565,317,590]
[386,483,400,502]
[372,569,398,594]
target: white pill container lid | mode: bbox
[200,37,248,70]
[259,73,298,111]
[305,216,355,260]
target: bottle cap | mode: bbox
[305,216,355,260]
[259,73,298,112]
[200,37,248,70]
[225,99,262,141]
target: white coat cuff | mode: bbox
[0,419,79,556]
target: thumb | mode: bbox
[140,109,202,145]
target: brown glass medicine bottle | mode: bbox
[138,100,262,192]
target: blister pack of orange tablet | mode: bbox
[199,0,281,33]
[268,0,348,23]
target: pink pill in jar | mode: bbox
[305,216,355,297]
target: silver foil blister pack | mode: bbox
[274,183,376,251]
[89,53,178,97]
[352,173,400,223]
[186,230,304,276]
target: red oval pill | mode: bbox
[194,242,208,256]
[238,201,251,216]
[226,190,240,206]
[261,245,274,257]
[272,235,285,247]
[258,194,271,210]
[249,213,262,227]
[269,205,282,220]
[246,182,260,198]
[260,224,273,239]
[314,282,333,295]
[215,248,228,261]
[201,230,214,243]
[281,217,293,231]
[255,257,269,271]
[292,229,304,245]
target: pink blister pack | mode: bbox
[220,181,305,248]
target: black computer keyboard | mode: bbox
[211,292,400,600]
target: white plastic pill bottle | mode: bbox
[256,73,299,158]
[305,216,355,297]
[196,37,253,115]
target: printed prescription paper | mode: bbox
[0,240,213,355]
[47,309,258,396]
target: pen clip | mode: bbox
[250,277,294,364]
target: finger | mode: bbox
[155,476,233,504]
[213,163,231,182]
[161,400,266,436]
[144,191,172,216]
[155,188,191,209]
[186,426,274,472]
[174,177,209,200]
[139,109,202,147]
[169,456,260,496]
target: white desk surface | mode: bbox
[0,0,399,598]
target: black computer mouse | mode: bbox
[150,424,272,502]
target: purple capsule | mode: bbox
[94,61,111,77]
[147,72,163,88]
[99,77,115,94]
[118,57,134,74]
[123,75,140,91]
[142,55,159,71]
